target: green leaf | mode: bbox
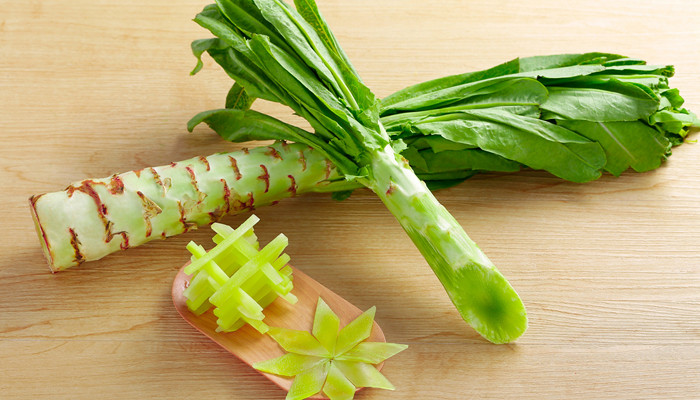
[293,0,359,77]
[517,52,625,71]
[331,190,354,201]
[225,82,256,110]
[268,327,331,357]
[541,79,659,122]
[557,120,670,176]
[381,76,547,115]
[403,108,606,182]
[405,147,521,174]
[190,38,228,75]
[381,52,622,115]
[333,361,394,390]
[186,108,359,176]
[335,342,408,364]
[251,0,358,109]
[335,306,376,355]
[312,298,340,354]
[215,0,294,55]
[421,175,476,190]
[323,363,356,400]
[381,58,522,113]
[286,360,330,400]
[253,353,325,376]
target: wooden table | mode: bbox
[2,0,699,398]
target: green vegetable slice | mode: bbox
[286,361,330,400]
[182,214,297,333]
[255,298,407,399]
[334,342,409,364]
[268,327,332,357]
[312,296,340,354]
[334,361,394,390]
[322,363,355,400]
[334,307,376,355]
[253,353,325,377]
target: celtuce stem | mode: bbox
[366,144,527,343]
[30,142,354,272]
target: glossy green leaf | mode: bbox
[381,76,547,115]
[323,363,355,400]
[268,327,331,357]
[334,361,394,390]
[253,353,325,376]
[335,307,375,355]
[401,108,606,182]
[215,0,293,55]
[293,0,359,77]
[557,120,670,176]
[404,147,521,174]
[225,82,256,110]
[312,298,340,354]
[335,342,408,364]
[541,79,659,122]
[286,360,330,400]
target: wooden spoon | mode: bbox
[172,263,386,399]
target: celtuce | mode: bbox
[30,141,350,272]
[28,1,697,343]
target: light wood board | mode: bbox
[1,0,699,398]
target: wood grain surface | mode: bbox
[1,0,699,398]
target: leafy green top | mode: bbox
[254,298,407,400]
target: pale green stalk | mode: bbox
[30,142,353,272]
[364,143,526,343]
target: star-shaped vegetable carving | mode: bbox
[253,298,408,400]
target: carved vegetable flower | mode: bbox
[253,298,407,400]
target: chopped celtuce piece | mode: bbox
[323,363,355,400]
[286,361,330,400]
[253,298,407,399]
[182,214,297,333]
[253,353,326,377]
[267,328,332,358]
[334,307,375,355]
[334,361,394,390]
[335,342,409,364]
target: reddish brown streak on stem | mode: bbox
[386,183,397,196]
[228,156,242,180]
[199,156,211,171]
[118,232,130,250]
[28,194,54,266]
[185,166,205,204]
[288,175,297,196]
[67,181,107,215]
[298,150,307,171]
[68,228,85,265]
[177,201,194,233]
[266,147,283,160]
[244,192,254,210]
[242,148,249,155]
[149,167,166,194]
[324,159,332,180]
[109,175,124,194]
[258,165,270,193]
[221,179,231,214]
[136,191,153,237]
[66,181,120,246]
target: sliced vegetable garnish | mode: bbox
[253,298,407,400]
[182,214,297,333]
